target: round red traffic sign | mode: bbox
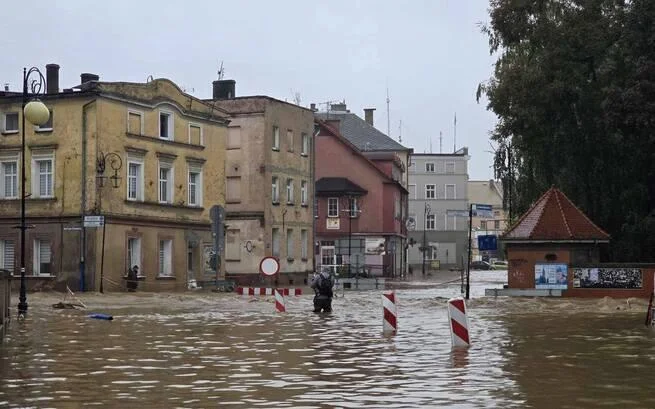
[260,257,280,276]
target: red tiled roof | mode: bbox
[502,187,610,241]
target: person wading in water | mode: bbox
[311,270,334,313]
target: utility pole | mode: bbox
[466,203,473,300]
[422,203,431,277]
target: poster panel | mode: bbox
[535,263,568,290]
[572,268,642,289]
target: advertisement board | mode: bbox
[572,268,642,289]
[535,263,568,290]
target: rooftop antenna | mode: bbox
[386,87,391,137]
[217,61,225,80]
[398,120,402,143]
[290,89,301,105]
[146,75,154,83]
[440,131,443,153]
[453,112,457,153]
[429,133,432,153]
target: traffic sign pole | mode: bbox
[466,204,472,300]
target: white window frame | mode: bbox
[301,133,309,156]
[301,180,308,205]
[126,109,144,135]
[188,122,204,146]
[426,214,436,230]
[3,112,19,134]
[425,184,436,199]
[445,184,456,199]
[425,162,435,172]
[286,179,294,204]
[428,245,438,260]
[158,109,174,140]
[327,197,339,218]
[158,160,174,204]
[445,162,455,174]
[408,183,417,200]
[31,151,54,198]
[445,214,457,231]
[301,229,308,259]
[158,239,173,277]
[126,154,144,202]
[33,239,52,276]
[272,176,279,203]
[0,153,19,199]
[187,164,203,207]
[272,126,280,150]
[0,239,15,271]
[35,108,53,132]
[127,237,143,277]
[286,229,294,259]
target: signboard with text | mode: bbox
[471,204,493,219]
[83,215,104,228]
[477,235,498,251]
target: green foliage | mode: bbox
[479,0,655,261]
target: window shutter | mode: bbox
[2,240,15,269]
[39,240,51,263]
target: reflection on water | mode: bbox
[0,272,654,408]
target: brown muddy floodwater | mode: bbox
[1,272,655,408]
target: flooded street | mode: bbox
[2,272,655,408]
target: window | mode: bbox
[446,214,456,231]
[188,165,202,207]
[272,126,280,150]
[445,162,455,174]
[272,176,279,203]
[159,110,173,139]
[0,239,15,271]
[3,112,18,133]
[328,197,338,217]
[428,245,438,260]
[301,180,308,205]
[481,220,488,230]
[188,123,203,145]
[226,230,240,261]
[425,184,436,199]
[272,228,280,257]
[286,229,294,259]
[301,229,308,259]
[127,237,141,275]
[301,133,309,156]
[287,130,294,152]
[445,184,456,199]
[31,151,54,198]
[408,184,416,199]
[286,179,294,204]
[127,110,143,135]
[426,214,436,230]
[395,195,401,218]
[127,155,144,201]
[226,176,241,203]
[425,162,435,172]
[158,239,173,277]
[36,109,53,131]
[0,154,18,199]
[227,126,241,149]
[349,197,359,217]
[158,161,174,204]
[33,239,51,276]
[494,220,501,230]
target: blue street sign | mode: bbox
[478,235,498,251]
[472,204,493,218]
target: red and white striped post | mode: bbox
[447,297,470,348]
[382,291,397,334]
[274,289,286,313]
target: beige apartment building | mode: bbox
[209,80,314,286]
[0,64,228,292]
[468,179,507,261]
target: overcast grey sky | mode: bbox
[1,0,497,179]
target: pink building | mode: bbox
[314,119,407,277]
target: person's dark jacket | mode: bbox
[311,271,333,298]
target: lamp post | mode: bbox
[96,152,122,294]
[421,203,431,277]
[18,68,51,317]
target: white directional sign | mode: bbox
[83,215,105,228]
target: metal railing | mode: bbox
[318,264,388,278]
[0,269,10,335]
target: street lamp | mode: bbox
[96,152,123,293]
[18,67,50,317]
[421,203,431,277]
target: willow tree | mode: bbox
[478,0,655,261]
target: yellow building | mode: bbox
[468,179,508,262]
[0,65,228,292]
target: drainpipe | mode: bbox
[80,99,97,291]
[311,122,320,275]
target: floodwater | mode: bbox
[1,271,655,408]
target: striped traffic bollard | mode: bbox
[382,291,397,334]
[274,289,286,313]
[447,297,470,348]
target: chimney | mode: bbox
[364,108,375,126]
[330,102,347,112]
[212,79,236,99]
[4,84,8,92]
[80,73,100,84]
[46,64,60,94]
[310,103,316,112]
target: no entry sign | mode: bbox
[260,257,280,276]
